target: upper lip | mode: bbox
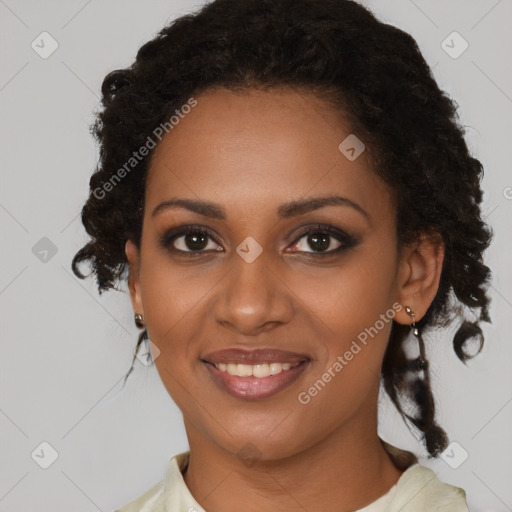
[202,348,310,365]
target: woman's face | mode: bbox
[126,87,435,461]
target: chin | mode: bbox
[212,424,316,464]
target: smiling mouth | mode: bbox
[212,361,302,378]
[202,359,311,400]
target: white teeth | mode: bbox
[270,362,282,375]
[253,363,270,378]
[238,364,253,377]
[214,361,300,377]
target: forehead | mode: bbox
[145,87,393,223]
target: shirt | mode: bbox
[114,448,468,512]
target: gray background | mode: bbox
[1,0,511,510]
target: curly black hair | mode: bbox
[71,0,492,458]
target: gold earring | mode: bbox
[405,306,419,336]
[405,305,427,371]
[134,313,145,329]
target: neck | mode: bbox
[182,410,404,512]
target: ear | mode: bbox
[125,239,144,317]
[394,232,445,325]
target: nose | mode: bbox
[211,250,295,337]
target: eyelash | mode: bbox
[160,224,358,258]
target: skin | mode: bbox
[125,86,444,512]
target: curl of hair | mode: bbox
[72,0,492,457]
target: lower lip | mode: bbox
[203,361,310,400]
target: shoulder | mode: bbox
[387,463,468,512]
[113,479,165,512]
[112,451,194,512]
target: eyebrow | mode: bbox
[151,195,369,221]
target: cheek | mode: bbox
[137,247,229,408]
[292,243,398,405]
[295,244,398,340]
[140,268,210,360]
[139,236,217,332]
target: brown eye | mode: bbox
[294,232,341,253]
[161,226,223,254]
[286,225,358,255]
